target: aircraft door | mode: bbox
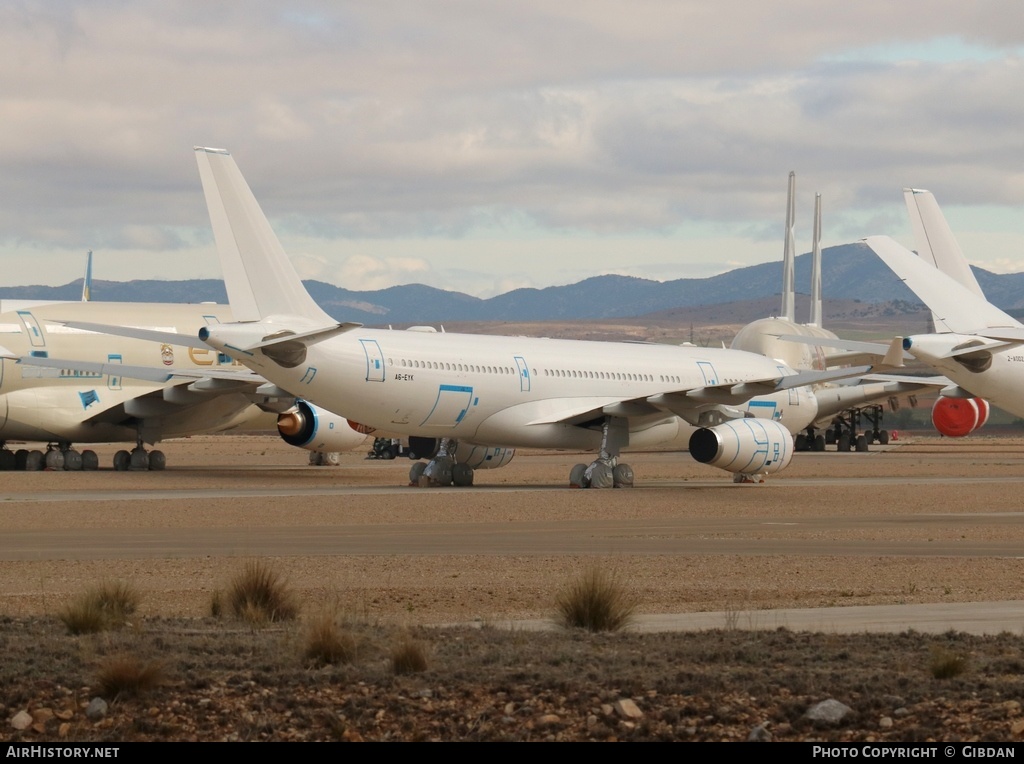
[420,384,474,428]
[514,356,530,392]
[360,340,386,382]
[697,361,719,386]
[107,354,123,390]
[16,311,45,349]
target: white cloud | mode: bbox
[1,2,1022,296]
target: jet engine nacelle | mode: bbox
[455,444,515,470]
[931,396,990,438]
[688,418,793,475]
[277,400,369,452]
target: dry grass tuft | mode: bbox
[554,567,637,633]
[95,653,164,699]
[929,645,968,679]
[228,560,298,624]
[59,580,140,634]
[303,612,358,667]
[391,635,429,675]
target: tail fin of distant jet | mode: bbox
[864,235,1021,334]
[81,250,93,302]
[903,188,984,298]
[193,147,333,325]
[808,192,822,327]
[780,171,796,322]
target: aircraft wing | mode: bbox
[522,364,876,427]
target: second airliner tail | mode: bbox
[194,147,332,325]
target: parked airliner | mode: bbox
[164,148,881,488]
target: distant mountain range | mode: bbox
[4,242,1023,325]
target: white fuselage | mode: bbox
[904,333,1024,418]
[204,323,817,451]
[0,301,268,444]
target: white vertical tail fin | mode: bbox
[903,188,984,298]
[809,192,822,327]
[194,147,332,324]
[780,171,796,322]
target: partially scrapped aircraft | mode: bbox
[731,173,929,451]
[864,234,1022,431]
[142,148,881,488]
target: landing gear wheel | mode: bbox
[878,430,890,445]
[44,450,64,470]
[25,450,44,471]
[794,434,808,451]
[14,449,28,470]
[409,462,427,485]
[452,463,474,487]
[569,463,588,488]
[81,450,99,471]
[62,449,83,471]
[825,430,837,445]
[813,435,826,452]
[0,451,13,471]
[588,462,614,489]
[837,433,850,452]
[148,450,166,471]
[113,450,130,471]
[612,463,634,488]
[855,434,869,452]
[429,457,454,486]
[129,447,149,471]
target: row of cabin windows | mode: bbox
[386,356,684,385]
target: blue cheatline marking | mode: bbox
[30,351,48,358]
[79,390,99,409]
[224,343,255,357]
[440,384,473,393]
[455,409,467,423]
[473,397,479,405]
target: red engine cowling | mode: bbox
[931,396,990,438]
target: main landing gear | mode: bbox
[568,417,634,489]
[0,442,100,471]
[113,439,165,471]
[827,405,889,453]
[409,437,476,487]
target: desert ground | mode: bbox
[3,432,1024,742]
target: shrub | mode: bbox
[59,580,139,634]
[554,567,637,632]
[95,653,164,699]
[303,613,357,666]
[227,560,298,623]
[929,645,968,679]
[391,635,429,675]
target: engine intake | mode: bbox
[931,396,990,438]
[689,419,793,475]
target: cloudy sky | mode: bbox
[2,1,1023,298]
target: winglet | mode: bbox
[193,147,332,324]
[882,337,905,368]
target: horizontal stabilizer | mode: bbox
[864,236,1021,334]
[53,321,209,349]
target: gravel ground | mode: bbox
[3,432,1024,741]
